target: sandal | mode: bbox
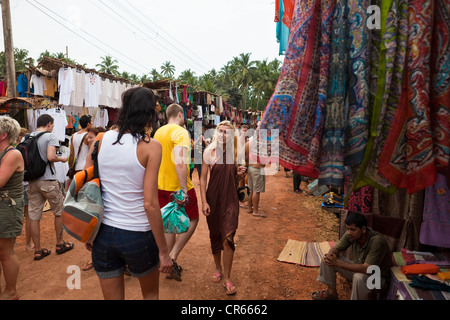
[252,213,267,218]
[224,282,236,295]
[56,241,74,254]
[166,260,182,281]
[311,289,338,300]
[34,248,51,260]
[211,272,222,283]
[81,261,94,271]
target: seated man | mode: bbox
[312,211,392,300]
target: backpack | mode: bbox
[16,132,53,181]
[62,133,104,244]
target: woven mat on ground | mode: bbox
[277,240,335,267]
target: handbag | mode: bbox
[160,190,190,234]
[62,133,104,244]
[237,186,250,202]
[67,133,86,179]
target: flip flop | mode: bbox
[252,213,267,218]
[34,248,51,260]
[224,282,236,295]
[211,272,222,283]
[311,289,338,300]
[82,261,94,271]
[0,294,19,300]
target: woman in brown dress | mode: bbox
[200,121,246,295]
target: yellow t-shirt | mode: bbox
[154,124,194,191]
[44,77,57,97]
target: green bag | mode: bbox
[161,190,190,234]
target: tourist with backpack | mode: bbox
[23,114,74,261]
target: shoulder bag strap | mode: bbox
[91,132,105,181]
[71,133,87,169]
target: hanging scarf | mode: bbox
[318,0,349,187]
[345,0,371,166]
[169,81,174,102]
[430,0,450,175]
[349,0,408,196]
[259,0,335,177]
[379,0,436,194]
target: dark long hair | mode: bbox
[113,87,157,145]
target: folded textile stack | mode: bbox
[401,264,440,275]
[437,272,450,280]
[409,275,450,292]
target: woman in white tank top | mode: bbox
[69,115,92,172]
[84,87,173,300]
[71,131,89,171]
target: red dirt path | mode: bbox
[4,169,350,300]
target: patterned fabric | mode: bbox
[379,0,436,194]
[344,176,373,213]
[350,0,408,195]
[260,0,335,178]
[430,0,450,175]
[318,0,349,186]
[420,173,450,248]
[345,0,371,166]
[264,0,448,197]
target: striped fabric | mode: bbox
[277,239,335,267]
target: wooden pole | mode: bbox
[1,0,16,98]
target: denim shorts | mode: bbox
[92,224,160,279]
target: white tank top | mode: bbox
[72,132,90,171]
[98,131,149,232]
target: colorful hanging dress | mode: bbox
[318,0,349,187]
[349,0,408,195]
[379,0,438,194]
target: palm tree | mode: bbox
[178,69,197,85]
[218,62,235,88]
[13,48,31,72]
[149,68,161,82]
[128,74,140,83]
[121,71,130,80]
[96,55,119,75]
[37,50,52,63]
[140,74,149,84]
[160,61,175,79]
[231,53,256,109]
[253,59,276,110]
[0,48,31,75]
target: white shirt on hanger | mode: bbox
[94,108,109,128]
[58,67,75,106]
[30,74,47,96]
[47,108,68,142]
[110,80,121,108]
[98,78,111,106]
[85,73,102,107]
[70,68,86,107]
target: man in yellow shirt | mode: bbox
[154,104,199,282]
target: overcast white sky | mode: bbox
[2,0,283,77]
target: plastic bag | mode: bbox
[161,190,190,234]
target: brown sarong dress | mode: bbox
[206,162,239,254]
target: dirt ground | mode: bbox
[3,168,351,300]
